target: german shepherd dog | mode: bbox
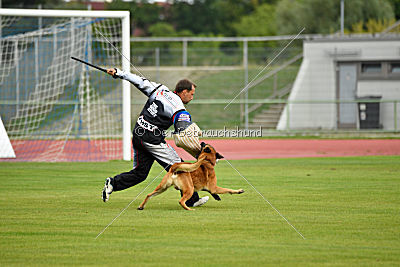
[138,143,244,210]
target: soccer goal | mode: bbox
[0,9,131,161]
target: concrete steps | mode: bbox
[248,103,285,129]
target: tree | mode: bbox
[168,0,218,35]
[234,3,277,36]
[387,0,400,19]
[276,0,395,34]
[167,0,261,36]
[209,0,255,35]
[344,0,395,28]
[107,0,163,36]
[351,18,396,33]
[148,22,176,37]
[1,0,61,8]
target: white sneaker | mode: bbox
[102,177,113,202]
[193,196,209,207]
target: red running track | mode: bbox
[168,139,400,161]
[1,139,400,162]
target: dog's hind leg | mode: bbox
[179,188,195,211]
[138,176,171,210]
[202,189,221,201]
[178,174,195,210]
[210,193,221,201]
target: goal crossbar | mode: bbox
[0,8,129,19]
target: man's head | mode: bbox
[175,79,196,104]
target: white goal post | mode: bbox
[0,116,15,158]
[0,9,131,161]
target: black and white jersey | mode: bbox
[115,69,187,144]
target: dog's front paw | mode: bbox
[238,189,244,194]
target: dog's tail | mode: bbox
[170,155,206,173]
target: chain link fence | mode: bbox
[127,38,399,136]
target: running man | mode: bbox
[102,68,208,208]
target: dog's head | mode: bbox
[199,142,224,165]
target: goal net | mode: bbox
[0,9,131,161]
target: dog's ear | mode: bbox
[200,142,206,148]
[204,147,211,153]
[216,153,224,159]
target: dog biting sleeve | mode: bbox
[173,120,202,158]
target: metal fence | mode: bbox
[2,33,400,137]
[127,36,400,136]
[128,38,303,131]
[147,98,399,134]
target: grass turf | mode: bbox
[1,156,399,266]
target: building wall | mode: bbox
[277,38,400,131]
[358,81,400,130]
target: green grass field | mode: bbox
[1,156,399,266]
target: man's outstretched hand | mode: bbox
[107,68,116,76]
[107,68,118,79]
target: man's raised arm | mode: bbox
[107,68,162,97]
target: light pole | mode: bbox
[340,0,344,35]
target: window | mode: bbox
[389,63,400,73]
[361,63,382,73]
[358,61,400,80]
